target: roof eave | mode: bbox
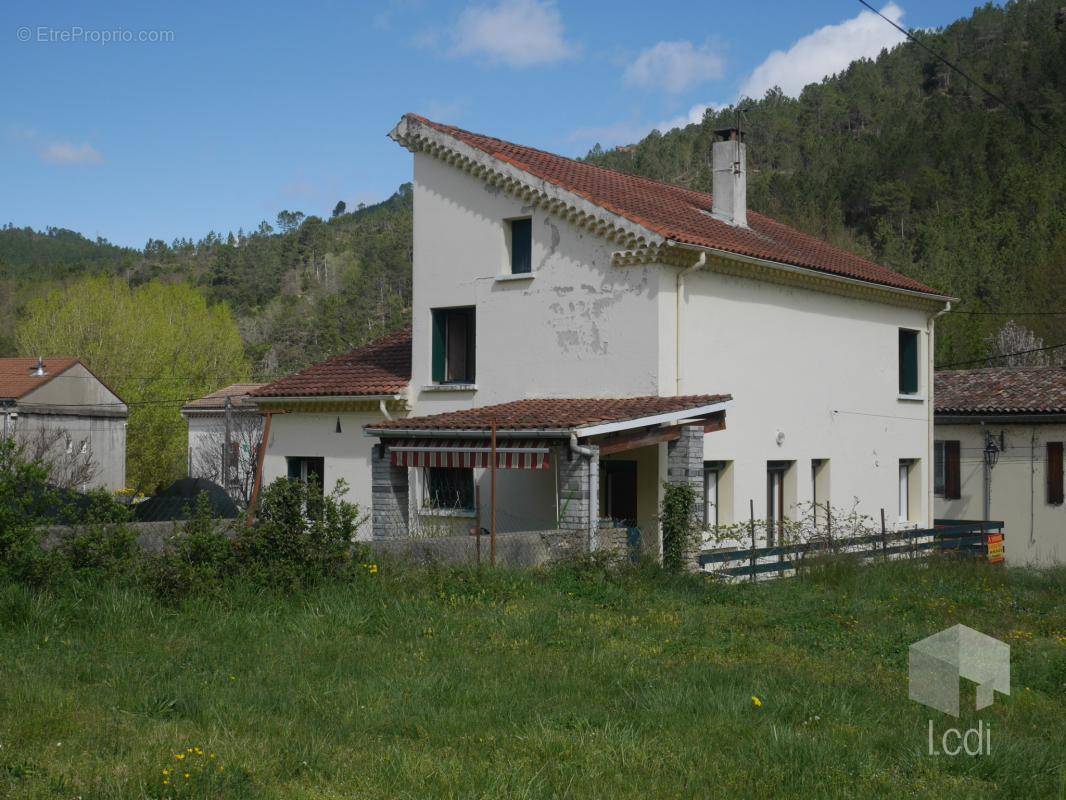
[670,241,956,305]
[253,393,406,404]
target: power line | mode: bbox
[857,0,1066,152]
[933,343,1066,371]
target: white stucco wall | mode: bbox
[259,410,389,539]
[406,149,941,542]
[934,422,1066,565]
[674,268,936,534]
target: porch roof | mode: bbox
[365,394,731,438]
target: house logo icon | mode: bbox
[909,624,1010,717]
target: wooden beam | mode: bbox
[703,411,726,433]
[596,427,681,456]
[245,411,273,527]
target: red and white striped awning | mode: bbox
[388,439,551,469]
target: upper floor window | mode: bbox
[432,307,475,384]
[508,217,532,275]
[899,329,920,395]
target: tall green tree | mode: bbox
[15,277,249,492]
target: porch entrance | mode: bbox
[601,460,637,525]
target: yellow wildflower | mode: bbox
[751,695,763,708]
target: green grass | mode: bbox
[0,558,1063,799]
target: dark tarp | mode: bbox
[133,477,239,522]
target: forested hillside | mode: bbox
[3,0,1064,378]
[585,0,1066,366]
[0,187,412,379]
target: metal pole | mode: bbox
[490,422,497,567]
[880,507,887,555]
[748,498,756,583]
[474,485,481,567]
[224,395,234,490]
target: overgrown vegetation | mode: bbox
[660,481,699,571]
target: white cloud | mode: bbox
[740,3,906,99]
[39,141,104,166]
[654,102,717,134]
[451,0,574,67]
[624,41,724,94]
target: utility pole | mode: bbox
[224,395,234,492]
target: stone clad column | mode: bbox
[667,424,705,570]
[371,442,409,539]
[556,443,599,552]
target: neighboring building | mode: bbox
[180,383,265,507]
[0,357,127,490]
[358,114,953,552]
[934,367,1066,565]
[250,327,411,533]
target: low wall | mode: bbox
[37,520,242,555]
[370,528,585,568]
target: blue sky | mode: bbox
[3,0,987,248]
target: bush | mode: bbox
[233,477,366,589]
[660,482,698,572]
[145,493,236,600]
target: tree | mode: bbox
[986,320,1066,367]
[275,210,305,234]
[15,277,249,492]
[16,425,99,490]
[331,200,347,219]
[189,411,264,508]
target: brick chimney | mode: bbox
[712,127,747,228]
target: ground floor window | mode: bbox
[286,456,324,494]
[423,467,475,512]
[898,459,919,522]
[704,461,726,527]
[811,458,830,529]
[766,461,791,545]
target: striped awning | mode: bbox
[388,439,551,469]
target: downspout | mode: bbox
[675,252,707,395]
[927,302,952,526]
[378,399,393,420]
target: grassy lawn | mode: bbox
[0,558,1063,799]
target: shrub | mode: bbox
[660,482,698,572]
[145,493,236,601]
[233,477,365,589]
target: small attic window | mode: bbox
[508,218,532,275]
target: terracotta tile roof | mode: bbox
[936,367,1066,415]
[0,357,80,400]
[403,114,947,298]
[253,326,411,399]
[182,383,266,412]
[366,394,730,433]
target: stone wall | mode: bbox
[556,443,599,549]
[370,528,583,568]
[371,443,409,539]
[667,424,705,571]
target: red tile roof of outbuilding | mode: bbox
[366,394,730,433]
[0,357,80,400]
[935,367,1066,415]
[253,326,412,399]
[402,114,947,298]
[182,383,266,411]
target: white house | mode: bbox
[181,383,265,506]
[0,357,127,490]
[250,327,411,534]
[361,114,953,557]
[934,367,1066,565]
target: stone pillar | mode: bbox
[371,442,409,539]
[556,443,599,552]
[667,424,705,570]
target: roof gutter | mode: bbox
[668,241,957,305]
[254,393,405,405]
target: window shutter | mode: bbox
[899,330,919,394]
[1048,442,1064,505]
[431,310,445,383]
[944,440,961,500]
[510,218,532,274]
[465,308,476,383]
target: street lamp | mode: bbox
[983,434,1000,470]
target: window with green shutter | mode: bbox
[431,307,476,384]
[899,329,919,395]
